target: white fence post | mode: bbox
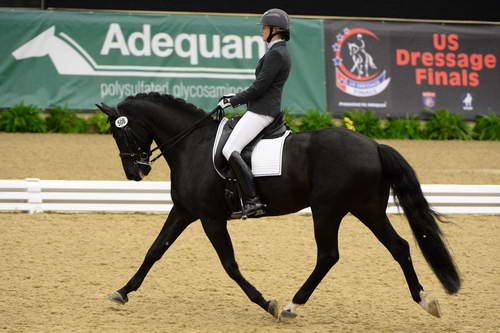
[25,178,43,213]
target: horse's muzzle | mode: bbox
[136,161,152,177]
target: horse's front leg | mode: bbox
[109,205,196,304]
[201,218,279,319]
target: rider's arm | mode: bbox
[230,49,284,107]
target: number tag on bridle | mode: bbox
[115,116,128,128]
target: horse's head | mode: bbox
[12,26,55,60]
[97,103,154,181]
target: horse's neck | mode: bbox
[143,104,208,163]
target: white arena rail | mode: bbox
[0,179,499,214]
[0,178,172,213]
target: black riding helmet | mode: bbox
[257,8,290,42]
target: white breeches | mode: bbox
[222,111,274,160]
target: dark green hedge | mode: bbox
[0,104,110,134]
[1,103,499,140]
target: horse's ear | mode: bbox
[96,103,117,117]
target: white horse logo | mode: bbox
[347,34,377,77]
[462,93,473,110]
[12,26,94,75]
[12,26,254,79]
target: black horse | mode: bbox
[97,92,460,320]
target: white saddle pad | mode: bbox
[212,118,291,178]
[251,131,290,177]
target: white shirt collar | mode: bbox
[267,39,284,50]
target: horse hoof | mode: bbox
[278,302,300,321]
[267,299,280,319]
[419,291,441,318]
[109,291,128,305]
[425,299,442,318]
[279,309,298,321]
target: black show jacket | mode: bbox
[230,41,290,118]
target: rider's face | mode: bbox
[261,25,270,41]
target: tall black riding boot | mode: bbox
[228,151,266,219]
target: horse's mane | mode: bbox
[120,92,206,118]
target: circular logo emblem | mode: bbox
[332,27,391,97]
[115,116,128,128]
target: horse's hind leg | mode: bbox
[352,210,441,317]
[109,205,195,305]
[280,205,346,320]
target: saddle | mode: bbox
[213,113,288,179]
[212,113,288,219]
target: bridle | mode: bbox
[115,105,224,168]
[115,121,153,172]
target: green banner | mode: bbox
[0,9,325,113]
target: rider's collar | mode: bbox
[267,39,284,50]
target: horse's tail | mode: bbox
[377,144,461,294]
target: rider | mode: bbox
[218,8,291,218]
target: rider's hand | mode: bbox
[218,94,236,109]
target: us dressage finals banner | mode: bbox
[324,20,500,119]
[1,9,499,120]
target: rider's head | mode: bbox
[258,8,290,43]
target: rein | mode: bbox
[147,105,225,164]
